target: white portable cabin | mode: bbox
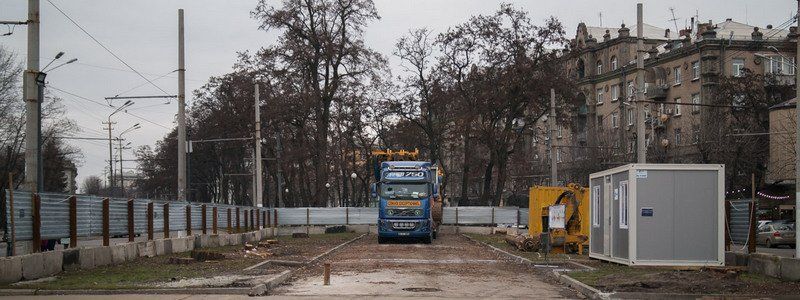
[588,164,724,266]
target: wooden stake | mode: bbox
[164,203,170,238]
[212,206,218,234]
[69,196,77,248]
[102,198,109,247]
[147,202,154,240]
[186,205,192,236]
[201,204,207,234]
[227,208,232,233]
[323,262,331,285]
[127,199,135,242]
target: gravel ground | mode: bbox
[273,234,581,298]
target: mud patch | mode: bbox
[403,287,442,292]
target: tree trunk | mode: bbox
[494,151,509,207]
[481,156,495,206]
[459,132,471,206]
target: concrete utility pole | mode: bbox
[794,0,799,259]
[549,88,558,186]
[177,9,187,201]
[276,133,284,208]
[23,0,40,192]
[104,120,116,193]
[635,3,647,164]
[254,83,263,207]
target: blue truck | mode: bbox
[373,160,442,244]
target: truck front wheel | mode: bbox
[378,236,387,244]
[422,235,432,244]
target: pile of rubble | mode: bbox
[244,239,280,259]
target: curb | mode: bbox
[0,287,251,296]
[247,233,365,296]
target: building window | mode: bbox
[557,124,563,138]
[556,149,562,162]
[674,98,682,116]
[627,108,634,126]
[611,112,619,128]
[597,60,603,75]
[673,66,682,85]
[611,84,619,101]
[765,56,796,75]
[596,88,604,104]
[692,125,700,144]
[691,93,701,113]
[675,128,682,145]
[619,181,629,229]
[732,58,745,77]
[611,56,618,70]
[597,115,603,129]
[692,61,700,80]
[592,186,601,227]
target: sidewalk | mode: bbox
[730,243,797,258]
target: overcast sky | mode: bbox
[0,0,794,191]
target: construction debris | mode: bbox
[504,234,539,252]
[190,250,226,261]
[292,232,310,238]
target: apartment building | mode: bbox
[530,18,797,185]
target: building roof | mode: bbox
[770,98,797,110]
[714,19,789,41]
[586,23,671,40]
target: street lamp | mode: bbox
[107,101,134,196]
[117,123,141,196]
[33,52,77,192]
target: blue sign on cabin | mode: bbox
[641,207,654,217]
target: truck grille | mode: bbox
[391,221,418,230]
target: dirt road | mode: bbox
[272,234,579,298]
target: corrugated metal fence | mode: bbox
[3,191,530,241]
[728,199,753,244]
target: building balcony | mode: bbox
[766,74,796,86]
[646,84,669,100]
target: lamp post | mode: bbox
[349,172,357,207]
[325,182,331,207]
[117,123,140,196]
[34,52,77,192]
[106,101,134,196]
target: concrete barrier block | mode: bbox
[780,257,800,281]
[155,239,172,256]
[137,241,155,258]
[187,236,196,251]
[195,235,205,249]
[347,225,369,233]
[230,234,242,245]
[735,253,750,266]
[208,235,220,248]
[217,234,229,246]
[457,226,493,235]
[172,237,189,253]
[61,248,80,271]
[725,252,736,266]
[78,247,96,270]
[124,243,138,261]
[21,253,45,280]
[749,253,781,278]
[41,250,63,277]
[438,225,457,234]
[0,256,23,284]
[94,246,112,267]
[111,244,127,264]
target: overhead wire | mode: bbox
[45,0,171,96]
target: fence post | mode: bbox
[255,209,260,230]
[227,208,232,233]
[201,204,207,235]
[102,198,110,246]
[491,207,495,226]
[127,199,135,242]
[212,206,218,234]
[748,201,756,254]
[163,203,170,238]
[725,201,731,251]
[346,207,349,225]
[274,209,279,227]
[250,209,255,230]
[262,210,266,228]
[31,193,41,253]
[185,205,192,236]
[147,202,154,240]
[516,208,520,227]
[306,208,310,235]
[244,209,249,231]
[455,207,459,234]
[235,207,240,233]
[69,196,77,248]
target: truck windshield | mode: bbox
[380,183,429,199]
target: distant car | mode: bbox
[757,220,773,230]
[757,223,796,248]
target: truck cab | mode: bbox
[375,161,438,244]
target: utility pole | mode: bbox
[794,0,799,259]
[276,133,284,208]
[103,120,116,194]
[549,88,558,186]
[23,0,40,192]
[177,9,187,201]
[116,138,131,196]
[254,83,263,208]
[635,3,647,163]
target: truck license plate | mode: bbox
[387,200,421,206]
[398,232,410,236]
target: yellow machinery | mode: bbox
[371,148,420,161]
[528,183,589,254]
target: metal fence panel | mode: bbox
[275,208,307,225]
[442,207,457,224]
[39,193,70,239]
[729,200,751,244]
[347,207,378,224]
[494,207,519,224]
[519,208,529,225]
[456,207,493,224]
[309,208,346,225]
[6,191,33,240]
